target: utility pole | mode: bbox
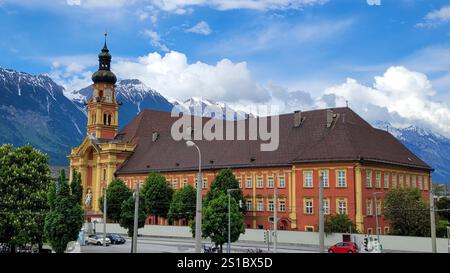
[319,174,324,253]
[187,141,202,253]
[430,185,437,253]
[373,192,381,243]
[103,186,107,247]
[273,184,277,253]
[132,181,139,253]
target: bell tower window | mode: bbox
[105,89,112,103]
[103,114,107,125]
[99,90,103,98]
[108,115,111,126]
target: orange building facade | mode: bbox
[69,41,432,235]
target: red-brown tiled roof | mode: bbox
[115,107,431,175]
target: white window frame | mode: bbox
[267,177,274,188]
[323,199,330,215]
[366,170,372,188]
[384,173,389,189]
[257,176,263,189]
[337,170,346,188]
[375,172,381,188]
[268,200,274,212]
[303,171,313,188]
[246,177,252,189]
[320,170,329,188]
[337,199,347,215]
[279,200,286,212]
[257,200,264,212]
[246,200,252,211]
[304,199,313,215]
[279,176,286,188]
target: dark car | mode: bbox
[106,234,126,245]
[328,242,359,253]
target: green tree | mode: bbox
[44,169,84,253]
[98,179,132,223]
[70,171,83,205]
[205,168,246,212]
[119,194,146,237]
[383,188,430,237]
[436,197,450,221]
[168,185,196,223]
[198,193,245,253]
[141,172,174,223]
[0,144,52,253]
[324,214,358,235]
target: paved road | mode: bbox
[81,236,318,253]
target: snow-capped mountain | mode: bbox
[373,121,450,183]
[172,97,250,120]
[0,68,86,165]
[72,79,173,128]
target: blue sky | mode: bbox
[1,0,450,136]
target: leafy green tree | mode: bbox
[383,188,430,237]
[324,214,358,235]
[98,179,132,223]
[44,169,84,253]
[168,185,196,223]
[0,144,52,253]
[436,197,450,221]
[141,172,174,223]
[119,194,146,237]
[197,193,245,253]
[205,168,246,212]
[70,171,83,205]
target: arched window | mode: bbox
[99,90,103,98]
[108,115,112,125]
[103,114,107,125]
[103,169,106,180]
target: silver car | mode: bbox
[85,234,111,246]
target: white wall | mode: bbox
[94,223,449,253]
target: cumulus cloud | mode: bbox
[66,0,132,8]
[416,5,450,28]
[366,0,381,6]
[142,29,169,52]
[323,66,450,137]
[149,0,328,13]
[113,51,271,103]
[186,21,212,35]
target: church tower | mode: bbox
[87,33,118,139]
[69,34,135,220]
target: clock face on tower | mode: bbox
[105,88,112,103]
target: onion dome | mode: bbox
[92,33,117,84]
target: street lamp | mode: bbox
[373,192,383,243]
[186,140,202,253]
[227,189,240,254]
[319,173,324,253]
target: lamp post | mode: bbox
[186,140,202,253]
[319,173,324,253]
[132,181,140,253]
[103,185,107,247]
[373,192,383,244]
[227,189,240,254]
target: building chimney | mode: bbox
[293,110,302,127]
[152,131,159,142]
[326,109,334,128]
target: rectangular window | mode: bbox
[279,200,286,212]
[337,170,346,187]
[337,199,347,215]
[366,199,373,216]
[412,175,417,189]
[304,198,313,214]
[376,200,381,215]
[303,171,313,188]
[319,170,329,188]
[375,172,381,188]
[405,175,410,188]
[183,178,187,188]
[384,227,390,235]
[237,177,242,189]
[279,176,286,188]
[246,177,252,189]
[392,173,397,189]
[366,170,372,188]
[268,200,274,212]
[246,200,252,211]
[384,173,389,189]
[305,226,314,232]
[202,179,207,189]
[418,176,423,190]
[323,199,330,215]
[267,177,274,188]
[367,228,373,235]
[399,175,404,189]
[424,176,429,190]
[257,200,264,212]
[172,179,178,189]
[257,176,263,188]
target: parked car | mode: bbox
[106,234,126,245]
[328,242,359,253]
[85,235,110,246]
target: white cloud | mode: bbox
[366,0,381,6]
[142,29,169,52]
[113,51,271,103]
[149,0,328,13]
[66,0,132,8]
[416,5,450,28]
[186,21,212,35]
[323,66,450,137]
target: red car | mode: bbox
[328,242,359,253]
